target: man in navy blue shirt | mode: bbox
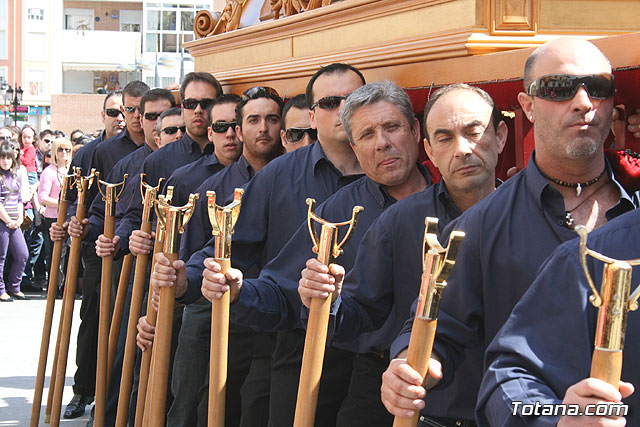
[54,81,150,421]
[297,83,507,426]
[382,38,639,427]
[150,63,366,426]
[162,92,278,427]
[113,72,222,258]
[59,88,176,425]
[191,80,432,425]
[477,208,639,426]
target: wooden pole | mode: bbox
[44,294,66,423]
[136,187,174,427]
[206,189,243,427]
[49,169,95,427]
[293,200,362,427]
[392,319,437,427]
[117,176,162,427]
[392,219,465,427]
[147,193,197,427]
[95,174,127,427]
[30,175,69,426]
[108,253,134,381]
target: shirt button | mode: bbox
[557,219,564,226]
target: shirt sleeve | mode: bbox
[477,244,594,426]
[38,166,54,205]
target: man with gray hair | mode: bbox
[196,79,430,424]
[298,82,507,426]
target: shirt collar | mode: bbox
[310,141,330,172]
[182,131,213,155]
[365,162,431,208]
[527,151,634,211]
[235,155,255,180]
[202,153,221,169]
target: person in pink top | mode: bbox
[38,137,72,290]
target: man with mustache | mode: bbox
[193,80,432,425]
[381,38,639,427]
[298,82,507,426]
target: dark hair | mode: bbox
[305,63,366,109]
[54,130,66,137]
[140,88,177,116]
[206,93,242,118]
[70,129,84,142]
[235,90,284,130]
[75,135,93,146]
[103,89,123,111]
[422,83,502,143]
[282,94,308,130]
[122,81,150,103]
[180,72,223,102]
[39,129,55,140]
[0,141,18,174]
[156,107,183,133]
[18,124,37,148]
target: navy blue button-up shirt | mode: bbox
[165,153,225,208]
[183,141,363,304]
[391,153,638,420]
[86,143,153,243]
[478,208,640,426]
[227,174,400,332]
[179,155,254,262]
[115,133,212,253]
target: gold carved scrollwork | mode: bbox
[209,0,248,36]
[271,0,334,21]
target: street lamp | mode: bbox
[0,78,23,125]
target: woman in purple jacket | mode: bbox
[0,141,28,301]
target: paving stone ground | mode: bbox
[0,292,91,426]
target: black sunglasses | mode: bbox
[161,125,186,135]
[182,98,215,110]
[211,121,236,133]
[144,112,162,121]
[285,127,317,143]
[123,105,140,113]
[0,136,9,141]
[57,147,72,153]
[527,73,615,101]
[310,95,349,110]
[105,108,124,118]
[42,138,52,144]
[242,86,280,101]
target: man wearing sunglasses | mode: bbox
[58,87,175,424]
[114,72,222,261]
[281,93,315,153]
[156,108,185,147]
[380,38,639,427]
[150,64,365,426]
[147,89,281,427]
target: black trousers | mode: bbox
[195,322,260,427]
[268,329,355,427]
[336,352,393,427]
[73,245,102,396]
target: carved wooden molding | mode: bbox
[490,0,537,35]
[186,0,457,56]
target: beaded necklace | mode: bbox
[538,166,607,197]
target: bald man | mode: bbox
[381,37,640,426]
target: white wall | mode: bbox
[63,70,93,93]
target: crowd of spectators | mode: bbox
[0,124,90,302]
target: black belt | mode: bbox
[419,415,476,427]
